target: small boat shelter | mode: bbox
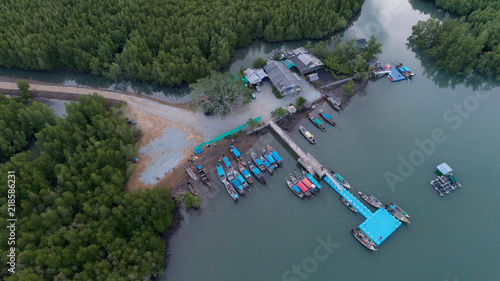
[437,163,453,175]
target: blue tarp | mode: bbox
[231,179,243,190]
[306,173,322,189]
[242,169,251,178]
[237,174,246,184]
[324,112,332,119]
[194,148,203,155]
[270,151,283,163]
[223,157,231,168]
[252,168,261,176]
[266,155,275,164]
[216,165,224,176]
[256,159,263,166]
[292,186,301,193]
[229,146,241,157]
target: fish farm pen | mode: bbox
[429,163,462,196]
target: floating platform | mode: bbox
[429,163,461,196]
[380,64,406,82]
[324,172,402,247]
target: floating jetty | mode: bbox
[324,173,402,247]
[380,64,406,82]
[429,163,461,196]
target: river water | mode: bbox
[3,0,499,280]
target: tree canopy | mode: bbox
[0,0,365,86]
[0,94,175,280]
[307,35,382,80]
[252,57,268,69]
[190,71,252,115]
[408,0,500,79]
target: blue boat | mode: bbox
[222,153,234,174]
[216,163,226,183]
[262,147,278,169]
[234,170,250,189]
[266,144,283,166]
[229,145,241,159]
[251,151,266,172]
[305,172,322,191]
[319,109,335,126]
[261,156,275,174]
[247,158,266,184]
[231,178,246,196]
[238,158,254,185]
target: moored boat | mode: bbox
[266,144,283,166]
[319,109,335,126]
[334,173,351,189]
[358,192,383,208]
[390,202,410,218]
[326,96,341,111]
[305,172,322,191]
[247,159,266,185]
[262,147,278,169]
[222,153,234,175]
[251,151,266,172]
[299,125,316,144]
[187,182,198,196]
[308,113,326,131]
[229,145,242,160]
[386,204,410,223]
[286,179,304,199]
[340,197,358,213]
[225,181,239,202]
[260,155,275,174]
[295,170,316,194]
[291,174,312,198]
[230,178,246,196]
[185,166,197,181]
[197,166,211,187]
[350,228,377,251]
[238,159,254,185]
[234,170,250,190]
[301,177,318,193]
[216,162,226,183]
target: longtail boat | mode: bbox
[299,125,316,144]
[222,153,234,175]
[266,144,283,166]
[187,182,198,196]
[290,174,312,198]
[216,162,226,183]
[386,204,410,223]
[229,145,242,160]
[251,151,266,172]
[225,181,239,202]
[234,170,250,190]
[390,202,410,218]
[286,179,304,199]
[238,159,254,185]
[303,170,321,191]
[185,166,197,181]
[262,147,278,169]
[301,177,318,193]
[358,192,383,208]
[230,177,246,197]
[326,96,341,111]
[247,159,266,185]
[295,170,316,194]
[350,228,377,251]
[340,197,358,213]
[334,173,351,189]
[319,109,335,126]
[197,166,211,187]
[308,113,326,131]
[261,156,275,175]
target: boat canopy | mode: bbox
[306,174,322,189]
[256,158,263,166]
[216,166,224,176]
[197,166,202,170]
[237,174,246,184]
[242,169,251,177]
[271,151,283,162]
[292,186,301,193]
[314,119,322,126]
[305,131,314,138]
[335,174,344,181]
[296,182,308,192]
[266,155,275,164]
[231,179,242,189]
[324,113,332,119]
[223,157,231,168]
[252,168,261,175]
[229,146,241,157]
[437,163,453,175]
[403,66,410,71]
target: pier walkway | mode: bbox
[269,121,327,178]
[317,76,355,90]
[323,172,402,246]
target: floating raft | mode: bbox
[380,64,406,82]
[324,173,402,246]
[429,163,461,196]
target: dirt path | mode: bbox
[0,81,202,192]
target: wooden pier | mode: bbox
[269,121,327,178]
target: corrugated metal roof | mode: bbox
[263,61,300,93]
[437,163,453,175]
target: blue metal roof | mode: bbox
[358,208,402,246]
[437,163,453,175]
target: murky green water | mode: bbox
[2,0,499,280]
[161,0,500,280]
